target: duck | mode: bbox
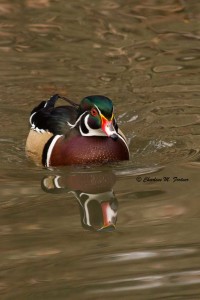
[41,172,118,231]
[25,94,129,166]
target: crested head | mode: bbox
[79,95,113,120]
[69,95,119,140]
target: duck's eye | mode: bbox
[90,108,98,117]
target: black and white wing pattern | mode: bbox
[29,94,79,135]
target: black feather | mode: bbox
[30,94,79,135]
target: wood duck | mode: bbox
[41,172,118,231]
[26,94,129,166]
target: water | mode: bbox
[0,0,200,299]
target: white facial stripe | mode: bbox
[79,114,106,137]
[94,104,101,115]
[46,135,62,167]
[67,111,87,128]
[94,104,113,117]
[79,125,107,137]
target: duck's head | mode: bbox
[77,95,118,140]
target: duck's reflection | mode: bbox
[41,172,118,232]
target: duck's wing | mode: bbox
[29,94,79,135]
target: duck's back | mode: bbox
[26,95,78,165]
[30,95,78,135]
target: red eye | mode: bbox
[91,108,98,117]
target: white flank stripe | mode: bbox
[46,135,62,167]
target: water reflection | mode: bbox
[41,171,118,232]
[89,270,200,294]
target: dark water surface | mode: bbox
[1,0,200,299]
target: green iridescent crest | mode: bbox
[79,95,113,119]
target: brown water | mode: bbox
[1,0,200,299]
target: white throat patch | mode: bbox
[79,114,107,137]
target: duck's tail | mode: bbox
[45,94,79,108]
[57,94,79,107]
[29,94,79,128]
[30,94,78,115]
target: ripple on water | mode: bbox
[88,270,200,294]
[104,247,197,262]
[177,55,200,61]
[152,65,183,73]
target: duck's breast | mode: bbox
[49,135,129,166]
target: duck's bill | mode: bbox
[101,115,118,140]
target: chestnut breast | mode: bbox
[50,135,129,166]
